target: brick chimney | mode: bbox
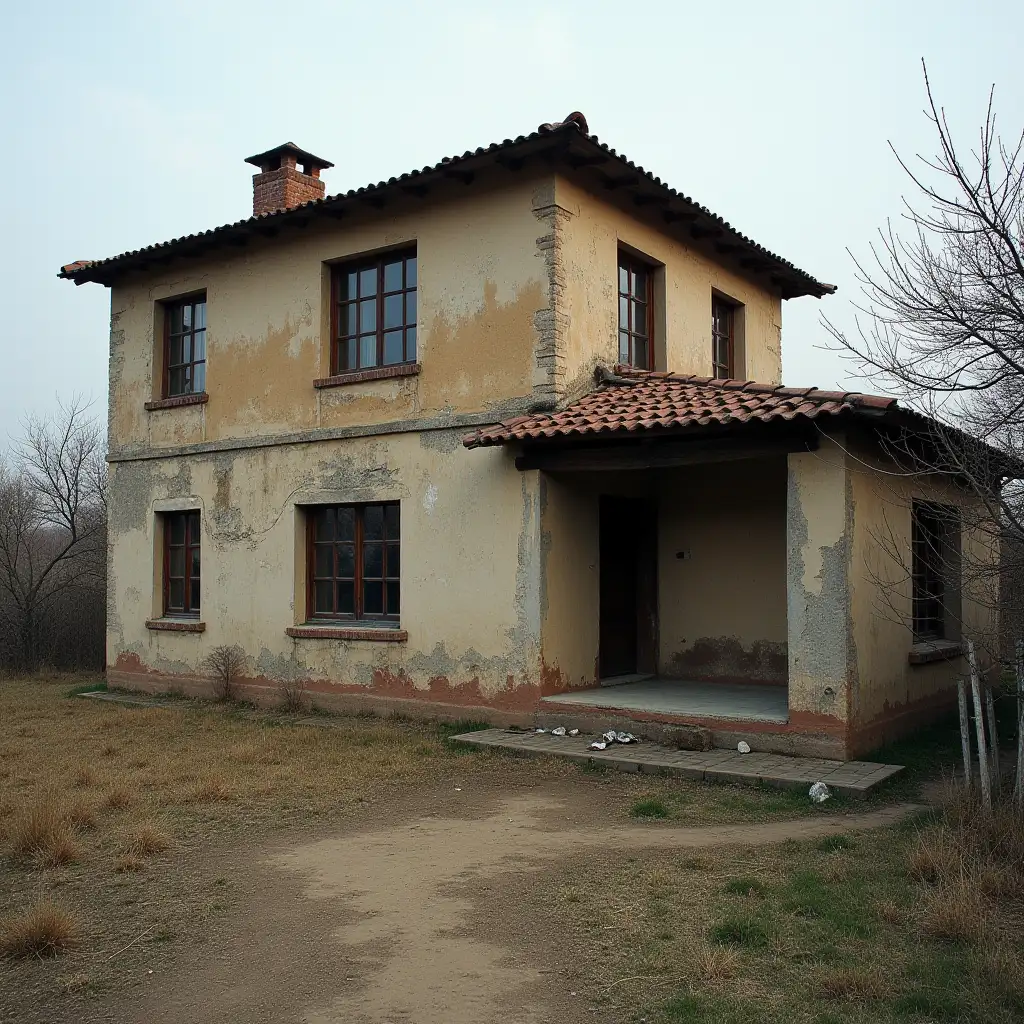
[244,143,334,217]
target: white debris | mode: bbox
[737,741,751,754]
[454,787,462,792]
[589,740,608,750]
[568,728,579,736]
[809,782,831,804]
[602,730,617,743]
[551,726,567,737]
[615,731,637,744]
[535,727,547,733]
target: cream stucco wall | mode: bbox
[554,175,784,399]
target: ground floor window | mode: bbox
[911,501,960,641]
[164,510,201,616]
[308,503,400,622]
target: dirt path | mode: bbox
[108,792,920,1024]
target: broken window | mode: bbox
[163,295,207,397]
[911,501,961,642]
[164,510,201,616]
[333,250,417,373]
[618,252,652,370]
[308,503,400,622]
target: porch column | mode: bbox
[786,436,853,753]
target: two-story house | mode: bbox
[62,112,1001,758]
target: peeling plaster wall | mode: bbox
[658,459,788,683]
[554,175,784,399]
[107,434,545,704]
[107,175,554,458]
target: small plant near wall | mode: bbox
[278,678,309,714]
[203,645,246,702]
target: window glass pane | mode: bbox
[194,301,206,330]
[193,330,206,361]
[363,543,383,579]
[168,579,184,610]
[337,544,355,578]
[364,504,384,540]
[383,331,404,365]
[314,544,333,578]
[168,305,184,334]
[314,507,334,542]
[182,367,193,394]
[384,294,403,329]
[168,336,184,367]
[363,580,383,616]
[384,504,400,536]
[190,546,201,578]
[182,336,192,364]
[619,297,630,330]
[336,506,355,541]
[633,301,648,337]
[193,363,206,393]
[634,336,649,370]
[359,298,376,334]
[619,331,630,364]
[383,261,403,292]
[406,257,417,288]
[386,542,400,576]
[405,291,416,325]
[386,581,400,615]
[345,338,358,370]
[618,265,629,294]
[169,515,186,545]
[343,304,357,337]
[359,267,377,296]
[337,581,355,615]
[315,581,334,614]
[183,304,194,329]
[344,271,358,301]
[633,268,647,299]
[406,326,416,361]
[359,335,378,367]
[189,578,200,612]
[188,511,200,540]
[169,547,185,577]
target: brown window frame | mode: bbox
[306,502,400,624]
[617,251,653,370]
[163,510,201,617]
[912,502,960,642]
[711,295,735,379]
[162,294,207,399]
[331,249,417,375]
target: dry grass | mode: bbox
[103,787,132,811]
[114,853,145,874]
[8,794,80,866]
[693,945,739,983]
[0,900,77,958]
[819,966,888,1001]
[120,823,171,858]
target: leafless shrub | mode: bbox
[203,645,247,702]
[0,901,77,958]
[278,677,309,714]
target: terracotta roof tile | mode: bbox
[462,369,898,449]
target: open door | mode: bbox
[599,496,658,680]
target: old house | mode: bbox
[62,112,1000,758]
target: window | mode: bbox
[308,503,400,622]
[618,253,652,369]
[912,502,961,641]
[332,251,417,373]
[164,511,201,616]
[711,296,735,379]
[164,295,207,397]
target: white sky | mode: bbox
[1,0,1021,442]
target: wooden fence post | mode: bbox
[1016,640,1024,810]
[985,684,1001,792]
[957,678,972,787]
[968,640,992,810]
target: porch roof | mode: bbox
[462,368,896,449]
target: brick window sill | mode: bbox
[313,363,421,388]
[145,393,209,412]
[146,618,206,633]
[286,625,408,642]
[908,640,962,665]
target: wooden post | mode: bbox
[968,640,992,810]
[985,684,1001,792]
[957,678,972,787]
[1016,640,1024,809]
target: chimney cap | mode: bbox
[244,142,334,173]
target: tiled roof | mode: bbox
[59,113,833,298]
[462,368,896,449]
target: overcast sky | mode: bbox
[1,0,1021,443]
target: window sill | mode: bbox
[909,640,962,665]
[286,625,408,642]
[145,393,209,411]
[313,363,421,388]
[146,618,206,633]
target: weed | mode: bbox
[723,876,766,897]
[8,794,79,866]
[0,900,77,958]
[694,945,739,982]
[122,823,171,858]
[74,765,97,788]
[816,834,853,853]
[104,787,133,810]
[710,916,769,948]
[65,681,107,698]
[630,798,670,819]
[661,992,704,1022]
[919,880,986,943]
[278,678,309,714]
[819,967,887,1001]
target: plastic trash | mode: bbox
[589,740,608,750]
[615,731,637,744]
[551,726,567,737]
[737,741,751,754]
[535,727,547,733]
[602,730,617,743]
[809,782,831,804]
[568,728,580,736]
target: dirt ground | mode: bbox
[4,772,915,1024]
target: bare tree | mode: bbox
[0,398,106,671]
[825,63,1024,658]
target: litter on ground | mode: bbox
[809,782,831,804]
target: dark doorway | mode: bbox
[599,496,658,679]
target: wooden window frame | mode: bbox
[162,294,207,399]
[306,502,400,624]
[163,510,201,617]
[711,295,736,379]
[912,501,960,642]
[331,249,417,375]
[617,251,653,370]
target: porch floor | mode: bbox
[542,678,789,724]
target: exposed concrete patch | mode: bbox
[418,428,464,454]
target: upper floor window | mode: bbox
[711,296,735,379]
[308,503,400,623]
[912,502,961,642]
[164,295,207,397]
[618,252,651,369]
[332,250,417,374]
[164,510,201,616]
